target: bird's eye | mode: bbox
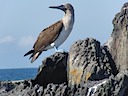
[60,5,64,8]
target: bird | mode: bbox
[24,3,75,63]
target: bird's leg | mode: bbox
[54,46,59,52]
[54,46,65,52]
[51,43,65,53]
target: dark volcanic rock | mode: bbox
[0,80,69,96]
[33,52,68,87]
[94,70,128,96]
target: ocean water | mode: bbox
[0,68,38,81]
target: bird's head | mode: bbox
[49,3,74,13]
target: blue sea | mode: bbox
[0,68,38,81]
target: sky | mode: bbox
[0,0,127,69]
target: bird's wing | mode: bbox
[33,20,63,52]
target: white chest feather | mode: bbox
[54,14,74,47]
[54,27,72,47]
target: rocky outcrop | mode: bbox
[95,70,128,96]
[33,52,68,87]
[105,3,128,71]
[68,38,118,86]
[0,80,68,96]
[1,2,128,96]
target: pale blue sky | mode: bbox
[0,1,127,69]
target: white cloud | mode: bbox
[19,36,35,47]
[0,35,36,47]
[0,35,15,44]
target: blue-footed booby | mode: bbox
[24,3,74,63]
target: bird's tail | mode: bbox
[24,50,42,63]
[31,52,42,63]
[24,50,34,57]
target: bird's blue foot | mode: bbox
[56,49,65,53]
[54,46,66,53]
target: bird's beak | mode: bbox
[49,5,65,11]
